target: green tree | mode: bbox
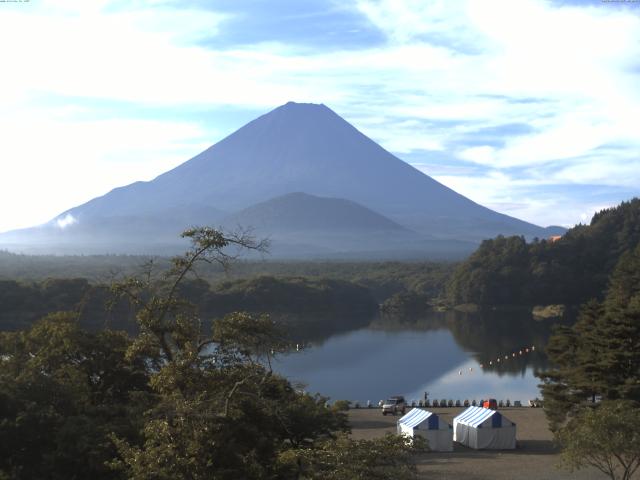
[0,312,149,480]
[107,228,360,479]
[277,433,425,480]
[447,198,640,307]
[1,227,424,479]
[539,243,640,430]
[538,301,608,430]
[599,243,640,401]
[558,401,640,480]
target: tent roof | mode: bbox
[454,406,500,428]
[398,409,433,428]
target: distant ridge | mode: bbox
[217,192,469,259]
[221,192,408,233]
[0,102,564,257]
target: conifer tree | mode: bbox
[539,243,640,429]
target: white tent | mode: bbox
[397,409,453,452]
[453,406,516,450]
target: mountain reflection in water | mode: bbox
[274,310,558,403]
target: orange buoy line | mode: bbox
[478,345,537,370]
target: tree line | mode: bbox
[0,250,454,304]
[0,274,378,336]
[538,241,640,479]
[446,198,640,307]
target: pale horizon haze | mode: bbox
[1,0,639,233]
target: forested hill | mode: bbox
[446,198,640,307]
[0,276,377,338]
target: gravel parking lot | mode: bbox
[349,407,608,479]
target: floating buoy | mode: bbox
[476,345,538,371]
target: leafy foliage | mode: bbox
[0,312,149,480]
[539,242,640,430]
[0,248,455,305]
[447,198,640,306]
[0,276,377,337]
[534,216,640,480]
[380,291,432,315]
[1,227,423,479]
[278,434,425,480]
[204,275,377,318]
[558,401,640,480]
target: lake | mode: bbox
[274,311,554,405]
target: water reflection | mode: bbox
[274,310,559,403]
[372,309,553,376]
[403,359,543,406]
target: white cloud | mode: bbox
[0,108,210,232]
[1,0,639,231]
[355,0,640,227]
[430,171,558,226]
[551,155,640,188]
[426,166,634,228]
[459,146,496,165]
[0,5,305,108]
[356,0,640,162]
[56,213,77,229]
[355,0,476,47]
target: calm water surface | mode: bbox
[274,312,553,405]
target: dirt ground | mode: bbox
[349,407,609,480]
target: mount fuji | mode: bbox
[0,102,563,258]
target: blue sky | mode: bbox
[1,0,639,232]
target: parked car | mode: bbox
[382,396,406,415]
[529,398,543,408]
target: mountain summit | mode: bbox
[1,102,561,257]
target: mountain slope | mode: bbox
[1,101,562,256]
[0,205,226,255]
[63,102,551,237]
[217,192,475,259]
[221,192,408,233]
